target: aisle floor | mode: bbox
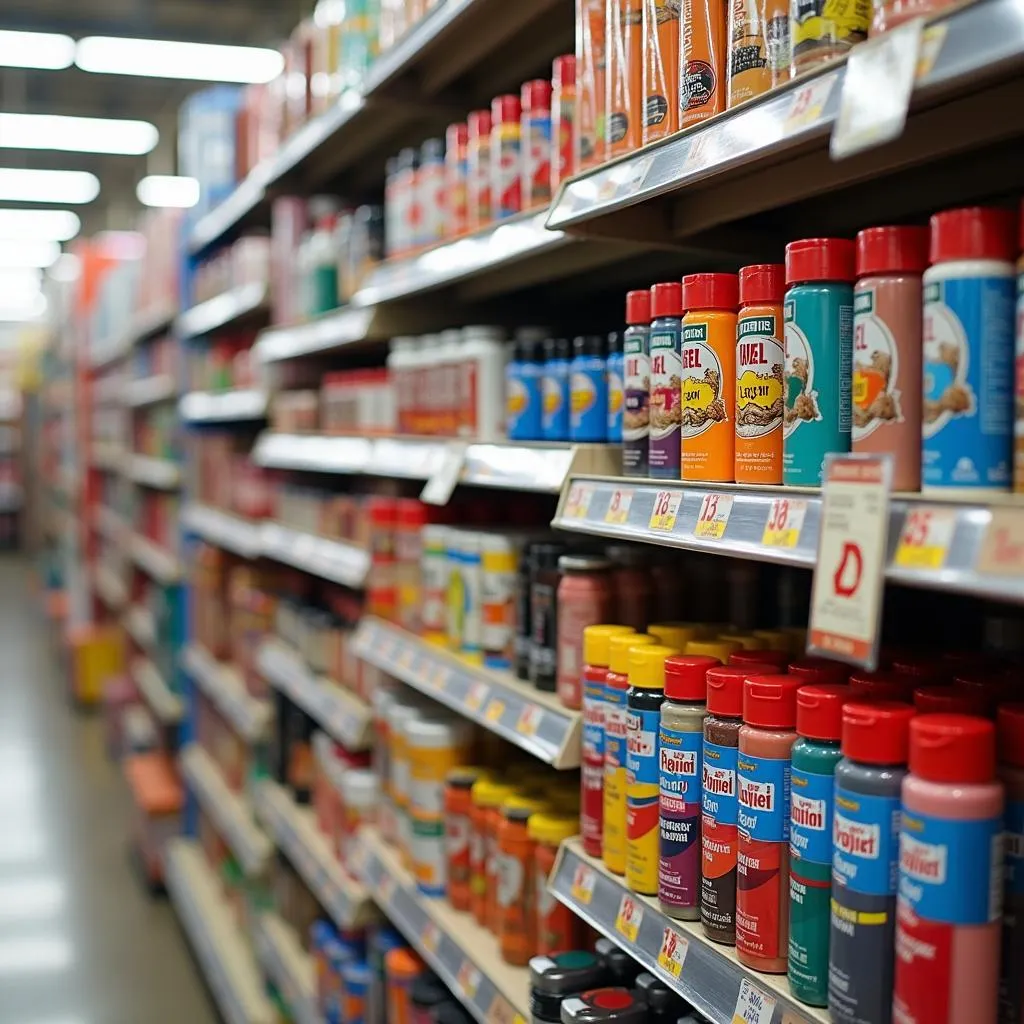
[0,558,218,1024]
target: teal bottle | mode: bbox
[789,684,847,1008]
[783,238,855,486]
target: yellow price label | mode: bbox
[517,704,543,737]
[604,488,633,525]
[564,483,594,520]
[484,698,506,723]
[422,921,441,954]
[570,864,596,905]
[694,493,734,540]
[465,681,489,712]
[614,893,643,943]
[656,925,689,978]
[762,497,808,548]
[649,490,683,532]
[895,506,956,570]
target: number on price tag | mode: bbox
[656,925,689,978]
[604,488,634,525]
[732,978,777,1024]
[564,483,594,520]
[457,961,482,1000]
[614,894,643,942]
[517,704,544,737]
[465,681,489,713]
[422,921,441,954]
[784,74,836,136]
[570,864,596,904]
[894,507,956,570]
[484,698,505,723]
[694,493,734,540]
[762,497,809,548]
[649,490,683,532]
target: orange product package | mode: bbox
[726,0,790,108]
[679,0,728,128]
[642,0,680,145]
[470,778,514,928]
[530,812,583,955]
[576,0,608,170]
[444,766,487,912]
[606,0,644,156]
[496,796,548,966]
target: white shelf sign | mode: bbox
[732,978,777,1024]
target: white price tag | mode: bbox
[614,893,643,942]
[783,74,836,136]
[976,508,1024,577]
[570,864,596,904]
[420,443,467,506]
[732,978,776,1024]
[649,490,684,532]
[808,454,892,670]
[831,18,923,159]
[694,493,734,540]
[894,506,957,570]
[604,488,634,525]
[656,925,689,978]
[564,483,595,520]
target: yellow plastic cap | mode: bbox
[471,779,516,808]
[608,633,658,675]
[583,625,636,667]
[628,644,682,689]
[686,639,741,662]
[528,812,579,845]
[752,629,792,652]
[647,622,708,648]
[718,633,762,650]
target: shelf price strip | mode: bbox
[762,497,808,548]
[693,493,733,540]
[649,490,683,532]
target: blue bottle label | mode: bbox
[1007,800,1024,896]
[626,708,660,785]
[737,753,790,842]
[506,362,542,440]
[790,768,834,865]
[702,740,737,824]
[659,725,702,909]
[832,788,900,897]
[604,685,629,770]
[582,676,605,760]
[898,810,1002,924]
[607,353,624,441]
[569,356,607,441]
[649,322,681,476]
[541,358,569,440]
[922,274,1014,489]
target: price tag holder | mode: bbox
[694,493,734,540]
[656,925,689,979]
[762,497,809,548]
[808,453,892,670]
[570,864,597,904]
[614,894,643,943]
[732,979,777,1024]
[420,442,467,506]
[783,73,837,136]
[831,18,923,160]
[894,506,957,570]
[604,488,634,525]
[976,508,1024,576]
[649,490,684,532]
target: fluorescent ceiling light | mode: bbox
[137,175,199,209]
[0,112,157,156]
[0,210,79,242]
[76,36,283,84]
[0,240,61,268]
[0,30,75,70]
[0,169,99,205]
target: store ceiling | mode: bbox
[0,0,304,236]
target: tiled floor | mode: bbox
[0,558,217,1024]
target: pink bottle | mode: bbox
[894,714,1004,1024]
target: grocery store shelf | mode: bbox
[94,562,127,609]
[259,521,369,588]
[252,432,379,475]
[95,505,128,542]
[91,304,178,370]
[128,532,181,583]
[91,443,126,472]
[93,374,125,404]
[253,914,323,1024]
[188,167,273,254]
[179,389,268,423]
[551,838,827,1024]
[183,643,272,742]
[125,453,181,490]
[256,638,372,750]
[124,603,157,652]
[176,282,269,340]
[352,616,581,768]
[130,656,184,725]
[125,373,177,408]
[182,503,263,557]
[166,839,277,1024]
[254,779,374,929]
[254,307,379,362]
[180,744,271,875]
[356,825,528,1024]
[554,476,1024,604]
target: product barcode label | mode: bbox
[564,483,594,519]
[457,961,482,1000]
[465,681,488,712]
[422,921,441,953]
[784,74,836,135]
[484,698,505,723]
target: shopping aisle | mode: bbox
[0,558,217,1024]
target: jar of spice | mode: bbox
[445,767,487,911]
[497,795,549,965]
[556,555,613,710]
[469,779,515,928]
[529,812,581,954]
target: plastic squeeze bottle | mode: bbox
[828,701,916,1024]
[648,282,684,478]
[788,684,847,1007]
[681,272,738,482]
[997,704,1024,1024]
[894,714,1004,1024]
[623,288,652,477]
[736,674,802,973]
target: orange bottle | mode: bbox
[735,264,785,484]
[726,0,790,108]
[576,0,608,170]
[496,796,548,965]
[680,273,739,482]
[470,779,513,927]
[679,0,728,128]
[642,0,680,145]
[530,812,582,954]
[606,0,644,156]
[445,767,487,912]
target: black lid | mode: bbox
[530,542,567,571]
[606,331,623,354]
[516,336,543,362]
[561,988,647,1023]
[594,938,641,986]
[432,1002,473,1024]
[421,137,444,161]
[573,334,606,358]
[544,336,570,360]
[411,973,448,1008]
[634,973,688,1018]
[529,950,604,994]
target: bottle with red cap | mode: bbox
[491,95,522,221]
[648,281,684,479]
[680,273,739,483]
[997,704,1024,1024]
[551,55,576,195]
[922,206,1016,494]
[788,684,848,1006]
[521,79,552,209]
[783,238,856,486]
[444,122,469,240]
[466,109,492,231]
[828,701,916,1024]
[853,226,929,490]
[623,289,652,477]
[894,714,1003,1024]
[736,264,786,484]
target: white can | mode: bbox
[386,699,424,865]
[459,325,508,440]
[420,524,449,640]
[480,531,522,670]
[404,714,474,819]
[446,530,482,659]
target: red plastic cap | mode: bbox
[930,206,1017,264]
[397,498,428,528]
[521,79,552,112]
[849,670,916,702]
[492,94,521,123]
[729,648,789,670]
[585,989,635,1011]
[467,109,492,137]
[785,238,856,285]
[650,281,683,319]
[788,658,849,685]
[552,54,576,89]
[891,655,949,683]
[682,272,739,312]
[367,496,397,526]
[856,226,929,277]
[738,264,785,306]
[914,685,990,717]
[625,289,651,326]
[797,684,848,741]
[706,665,773,717]
[665,655,720,701]
[743,675,802,729]
[997,704,1024,769]
[841,701,916,764]
[446,122,468,148]
[909,713,995,784]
